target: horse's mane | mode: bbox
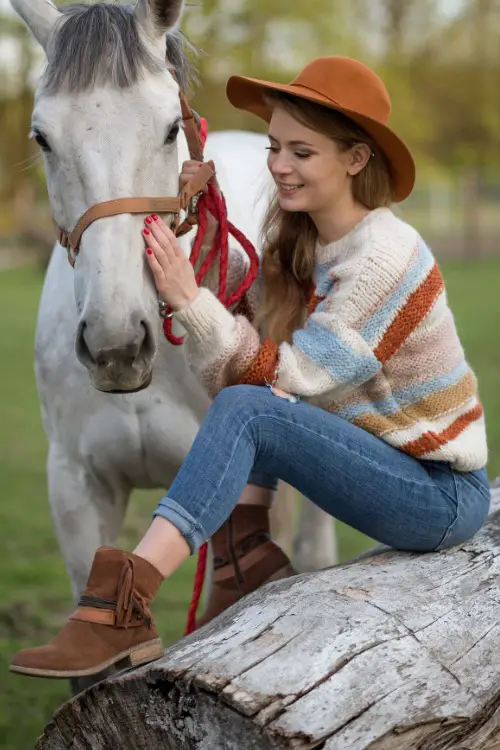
[42,3,197,94]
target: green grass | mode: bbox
[1,260,499,749]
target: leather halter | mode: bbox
[55,90,215,267]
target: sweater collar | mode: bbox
[315,207,391,265]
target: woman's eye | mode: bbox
[265,146,311,159]
[33,131,51,152]
[165,123,180,145]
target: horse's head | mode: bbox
[12,0,192,392]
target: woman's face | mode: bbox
[266,105,367,214]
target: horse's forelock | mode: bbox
[42,3,196,94]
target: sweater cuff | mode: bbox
[174,287,234,345]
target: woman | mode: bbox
[11,56,490,679]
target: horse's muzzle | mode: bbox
[88,367,154,394]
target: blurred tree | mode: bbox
[408,0,500,253]
[345,1,454,162]
[347,0,500,171]
[410,0,500,169]
[347,0,454,59]
[0,12,41,232]
[1,0,499,253]
[184,0,361,131]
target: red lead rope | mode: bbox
[162,181,260,345]
[161,118,260,634]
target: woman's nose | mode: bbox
[270,152,293,175]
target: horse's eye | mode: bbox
[165,123,180,145]
[33,130,51,152]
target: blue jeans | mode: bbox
[154,385,490,554]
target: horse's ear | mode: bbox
[10,0,61,50]
[135,0,184,39]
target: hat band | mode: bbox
[288,82,341,108]
[285,82,388,127]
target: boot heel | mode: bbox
[266,563,296,583]
[128,638,164,667]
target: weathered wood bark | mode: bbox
[37,482,500,750]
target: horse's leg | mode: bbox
[46,443,130,694]
[269,481,296,555]
[292,497,338,572]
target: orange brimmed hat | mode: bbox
[226,57,415,202]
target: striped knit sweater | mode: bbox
[176,207,487,471]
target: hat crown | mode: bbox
[290,57,391,125]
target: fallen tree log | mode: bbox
[37,481,500,750]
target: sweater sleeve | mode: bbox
[173,287,266,397]
[175,228,432,400]
[174,286,382,399]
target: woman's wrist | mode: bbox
[171,288,200,312]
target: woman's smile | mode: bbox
[276,181,304,197]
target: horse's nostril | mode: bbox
[139,320,155,360]
[75,321,96,367]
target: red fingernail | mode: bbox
[146,248,153,255]
[145,216,153,224]
[152,214,159,221]
[143,228,150,235]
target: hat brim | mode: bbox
[226,75,415,203]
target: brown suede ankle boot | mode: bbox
[197,505,295,628]
[10,547,164,679]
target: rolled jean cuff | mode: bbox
[152,496,206,555]
[247,471,279,491]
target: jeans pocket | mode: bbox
[434,505,460,551]
[461,468,491,500]
[424,463,460,551]
[426,463,490,551]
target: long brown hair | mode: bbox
[254,92,394,344]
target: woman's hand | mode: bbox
[270,385,298,402]
[179,159,209,194]
[179,159,220,249]
[143,215,199,311]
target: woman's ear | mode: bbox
[346,143,372,176]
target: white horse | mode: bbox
[11,0,337,649]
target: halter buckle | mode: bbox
[158,300,174,319]
[188,193,200,215]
